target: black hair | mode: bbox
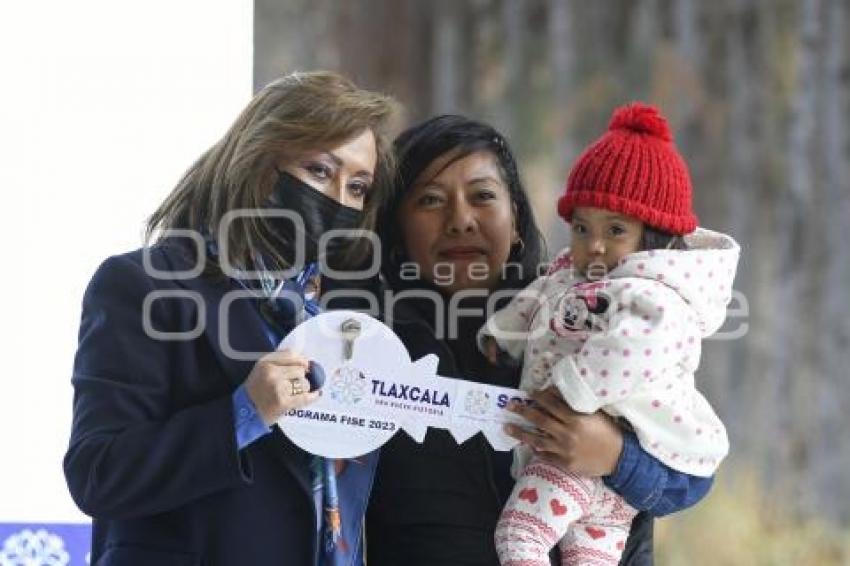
[640,226,688,251]
[378,114,546,292]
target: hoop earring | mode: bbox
[512,237,526,258]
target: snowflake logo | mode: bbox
[330,365,367,405]
[463,389,490,416]
[1,529,70,566]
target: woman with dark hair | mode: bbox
[64,71,397,566]
[366,115,713,565]
[379,114,545,295]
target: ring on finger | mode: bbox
[289,377,304,396]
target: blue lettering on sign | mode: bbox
[496,394,535,409]
[371,380,451,407]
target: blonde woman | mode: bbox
[64,71,397,566]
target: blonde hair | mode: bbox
[146,70,397,274]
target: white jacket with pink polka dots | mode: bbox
[480,228,740,477]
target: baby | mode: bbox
[481,103,740,565]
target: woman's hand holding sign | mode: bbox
[504,387,624,477]
[245,349,321,426]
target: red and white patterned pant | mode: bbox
[495,458,638,566]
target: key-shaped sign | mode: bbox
[277,310,532,459]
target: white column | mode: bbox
[0,0,253,523]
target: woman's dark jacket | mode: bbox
[64,243,324,565]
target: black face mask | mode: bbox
[267,171,364,266]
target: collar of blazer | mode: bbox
[154,243,314,497]
[162,243,272,388]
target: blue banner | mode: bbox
[0,523,90,565]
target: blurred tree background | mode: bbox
[256,0,850,563]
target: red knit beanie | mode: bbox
[557,102,698,235]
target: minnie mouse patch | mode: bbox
[550,281,612,338]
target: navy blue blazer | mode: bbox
[64,242,320,565]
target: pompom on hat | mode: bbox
[557,102,698,235]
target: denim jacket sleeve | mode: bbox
[603,431,714,517]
